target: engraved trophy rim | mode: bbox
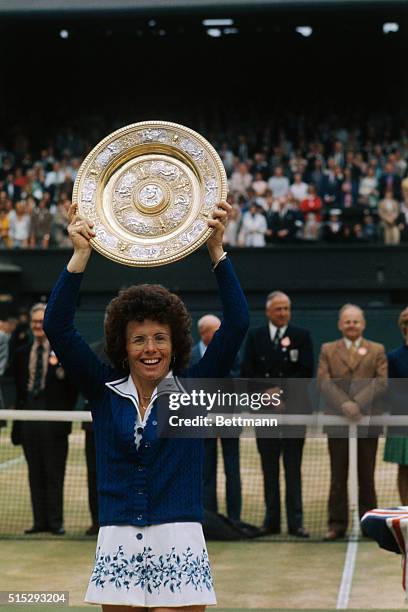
[73,120,228,267]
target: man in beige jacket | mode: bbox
[317,304,387,540]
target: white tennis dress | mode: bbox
[84,374,217,607]
[84,522,216,607]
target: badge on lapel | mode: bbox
[289,349,299,362]
[281,336,291,352]
[358,347,368,356]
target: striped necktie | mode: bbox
[32,344,44,397]
[273,328,281,349]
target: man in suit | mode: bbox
[241,291,314,537]
[13,303,78,535]
[317,303,387,540]
[190,314,242,522]
[379,162,402,200]
[268,195,301,243]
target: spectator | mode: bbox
[219,142,234,176]
[302,212,321,242]
[241,290,314,537]
[300,184,322,221]
[0,206,11,248]
[317,303,387,540]
[379,162,402,200]
[383,307,408,504]
[268,195,300,243]
[340,167,358,208]
[322,210,343,243]
[378,189,401,244]
[9,200,31,248]
[290,172,309,204]
[394,149,407,178]
[190,314,242,522]
[12,303,78,535]
[30,195,53,249]
[45,161,66,202]
[52,195,72,247]
[359,166,379,208]
[252,171,268,197]
[3,172,21,202]
[252,152,269,179]
[333,140,345,168]
[268,166,289,198]
[321,158,337,207]
[308,158,325,196]
[223,202,241,247]
[238,202,267,247]
[355,214,378,243]
[228,162,253,198]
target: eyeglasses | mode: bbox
[129,333,171,348]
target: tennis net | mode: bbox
[0,409,404,540]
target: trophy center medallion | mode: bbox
[139,183,164,208]
[133,180,170,215]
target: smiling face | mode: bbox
[338,306,366,342]
[266,294,291,328]
[126,319,172,387]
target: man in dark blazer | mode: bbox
[13,303,78,535]
[190,314,241,522]
[379,162,402,200]
[241,291,314,537]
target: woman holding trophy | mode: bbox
[43,121,249,611]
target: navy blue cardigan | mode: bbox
[43,258,249,527]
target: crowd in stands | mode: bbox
[1,112,408,248]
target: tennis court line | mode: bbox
[336,537,359,609]
[0,455,24,471]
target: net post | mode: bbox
[348,423,360,538]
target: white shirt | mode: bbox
[199,340,207,358]
[239,212,267,247]
[268,323,288,343]
[290,182,309,202]
[343,337,362,350]
[268,176,290,198]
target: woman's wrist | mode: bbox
[207,243,225,265]
[67,248,92,273]
[211,251,228,271]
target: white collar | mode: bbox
[268,322,288,341]
[105,370,174,426]
[344,337,362,350]
[199,340,207,358]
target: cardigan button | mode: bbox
[136,533,143,540]
[144,442,151,448]
[152,420,157,426]
[137,466,144,472]
[136,554,143,562]
[137,427,143,435]
[137,489,144,495]
[137,514,143,521]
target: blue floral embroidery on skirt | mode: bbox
[91,545,213,593]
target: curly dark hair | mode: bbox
[104,284,192,374]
